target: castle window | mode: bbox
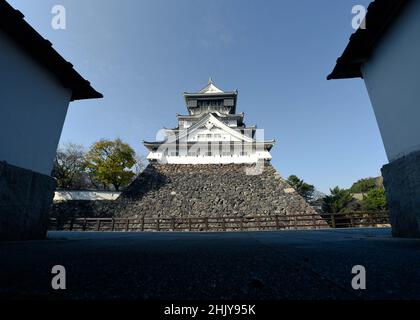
[197,99,223,107]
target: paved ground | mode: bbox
[0,228,419,300]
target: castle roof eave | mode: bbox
[143,140,276,152]
[183,91,238,106]
[183,91,238,97]
[177,112,244,120]
[184,78,238,97]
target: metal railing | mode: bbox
[49,212,390,232]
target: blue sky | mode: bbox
[9,0,384,193]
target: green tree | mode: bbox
[361,188,387,211]
[350,177,378,194]
[322,187,354,213]
[52,143,86,189]
[287,175,315,203]
[85,139,136,191]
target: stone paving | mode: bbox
[0,228,419,300]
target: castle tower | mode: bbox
[144,79,274,164]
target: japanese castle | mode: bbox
[117,79,323,223]
[144,79,275,164]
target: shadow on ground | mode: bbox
[0,228,419,300]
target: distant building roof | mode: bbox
[327,0,412,80]
[0,0,103,101]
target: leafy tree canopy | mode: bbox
[52,143,86,189]
[322,186,354,213]
[350,177,380,194]
[85,139,136,191]
[287,175,315,203]
[361,188,387,212]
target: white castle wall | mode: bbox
[54,190,121,202]
[147,127,271,164]
[362,0,420,162]
[0,30,72,176]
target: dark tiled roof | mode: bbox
[328,0,412,80]
[0,0,103,101]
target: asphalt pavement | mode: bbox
[1,228,419,300]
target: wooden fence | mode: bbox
[49,212,390,232]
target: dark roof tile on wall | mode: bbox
[328,0,412,80]
[0,0,103,101]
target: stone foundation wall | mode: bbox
[117,162,326,227]
[0,161,56,241]
[119,163,316,217]
[49,163,327,228]
[382,150,420,238]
